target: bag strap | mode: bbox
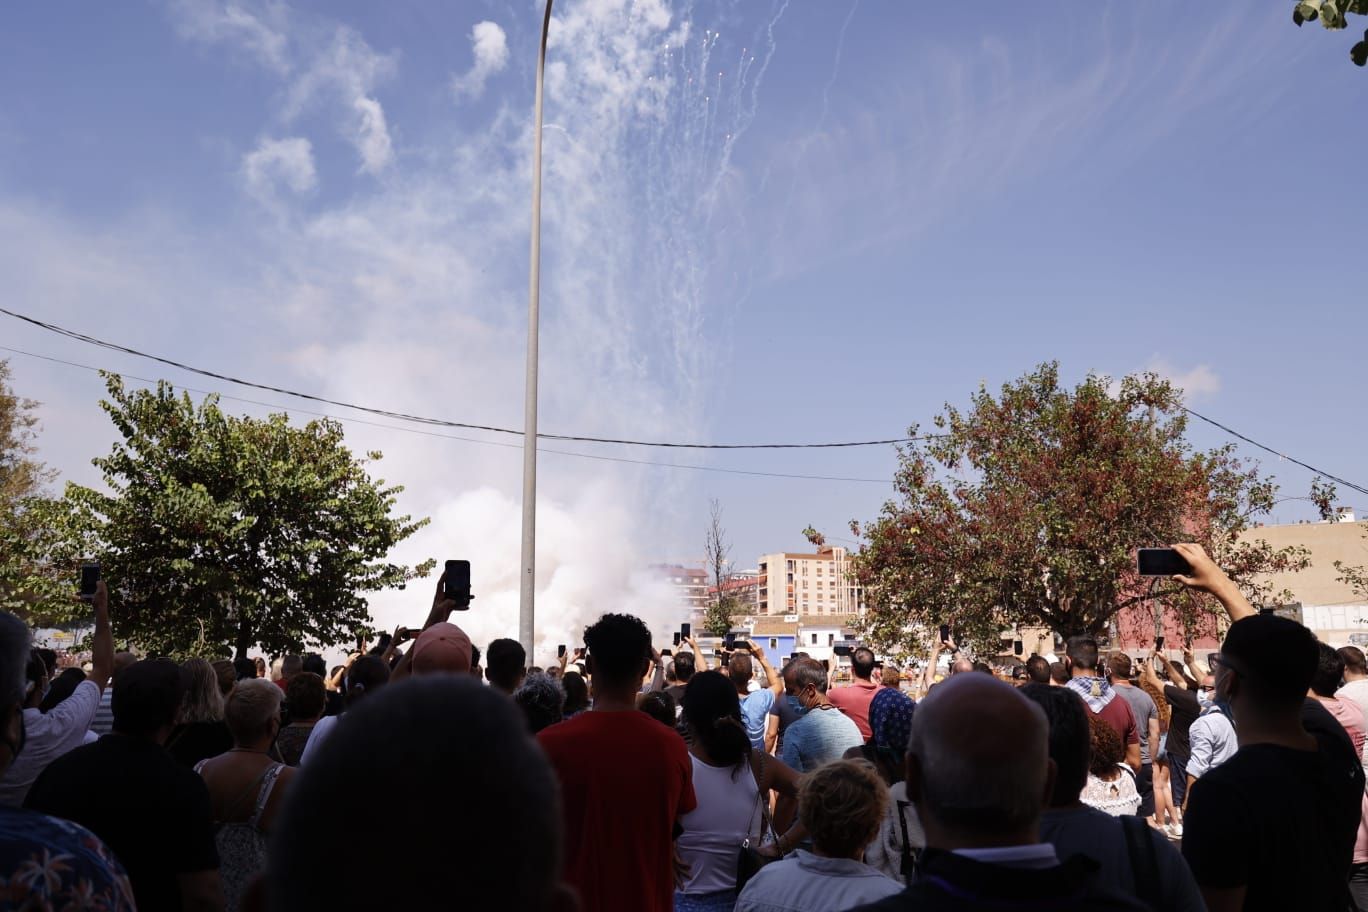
[1120,814,1161,908]
[896,800,916,883]
[748,751,773,845]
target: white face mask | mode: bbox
[1197,688,1213,707]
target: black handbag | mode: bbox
[735,753,779,892]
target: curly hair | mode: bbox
[1087,715,1125,777]
[1139,676,1170,730]
[799,759,889,858]
[636,690,677,729]
[516,672,566,734]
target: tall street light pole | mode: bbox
[520,0,554,659]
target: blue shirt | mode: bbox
[741,689,776,751]
[780,706,864,773]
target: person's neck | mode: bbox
[235,736,275,754]
[1232,710,1315,751]
[1346,671,1368,683]
[928,824,1041,852]
[1113,678,1133,688]
[1069,669,1095,680]
[852,675,873,686]
[590,686,639,712]
[1310,691,1337,704]
[811,845,864,862]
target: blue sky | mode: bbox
[2,1,1364,652]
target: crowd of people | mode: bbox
[1,541,1366,910]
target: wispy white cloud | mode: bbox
[167,0,290,74]
[242,136,316,201]
[1146,358,1221,402]
[284,26,397,175]
[451,21,509,101]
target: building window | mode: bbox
[810,633,818,646]
[787,560,795,571]
[828,634,835,646]
[770,638,778,649]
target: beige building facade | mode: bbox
[1241,518,1368,646]
[757,545,864,616]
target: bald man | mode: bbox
[851,674,1147,911]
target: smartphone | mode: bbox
[1155,635,1165,650]
[681,623,691,641]
[661,648,673,657]
[78,563,100,601]
[732,640,750,653]
[1137,548,1192,577]
[833,644,852,657]
[444,560,472,607]
[724,632,736,649]
[672,632,681,647]
[557,644,567,659]
[938,624,950,644]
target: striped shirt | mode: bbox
[89,688,114,737]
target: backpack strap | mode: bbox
[896,800,916,883]
[1120,814,1161,908]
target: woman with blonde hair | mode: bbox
[196,678,296,911]
[166,657,233,767]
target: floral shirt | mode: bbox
[0,804,136,909]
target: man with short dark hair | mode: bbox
[538,613,695,912]
[829,646,881,740]
[25,659,222,911]
[1023,684,1204,912]
[1065,636,1139,772]
[1025,654,1051,685]
[851,675,1147,911]
[781,658,864,773]
[1049,661,1069,686]
[1108,651,1159,817]
[1173,543,1363,912]
[486,637,527,695]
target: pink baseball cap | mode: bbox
[410,622,474,675]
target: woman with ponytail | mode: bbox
[674,671,803,912]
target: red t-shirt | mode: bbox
[1095,692,1140,747]
[538,710,696,912]
[827,680,879,740]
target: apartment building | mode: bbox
[756,545,864,616]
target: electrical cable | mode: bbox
[0,307,921,450]
[1181,407,1368,498]
[0,345,894,485]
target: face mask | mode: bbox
[786,694,809,717]
[1197,688,1213,708]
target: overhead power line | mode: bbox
[0,307,920,450]
[1181,407,1368,499]
[5,307,1365,498]
[0,346,893,485]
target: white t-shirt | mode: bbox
[0,679,101,806]
[298,714,341,766]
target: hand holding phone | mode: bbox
[78,563,100,602]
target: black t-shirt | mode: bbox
[165,720,233,768]
[1164,685,1199,763]
[1182,734,1362,911]
[25,733,219,912]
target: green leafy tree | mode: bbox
[0,360,84,627]
[64,374,433,659]
[1291,1,1368,66]
[851,363,1309,654]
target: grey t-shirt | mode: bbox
[1041,805,1204,912]
[1113,683,1158,765]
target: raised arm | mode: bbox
[647,647,665,692]
[921,638,947,696]
[685,635,709,672]
[87,581,114,693]
[747,642,783,696]
[1172,543,1255,623]
[391,571,459,682]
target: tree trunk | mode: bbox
[234,613,253,661]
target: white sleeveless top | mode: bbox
[676,755,764,894]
